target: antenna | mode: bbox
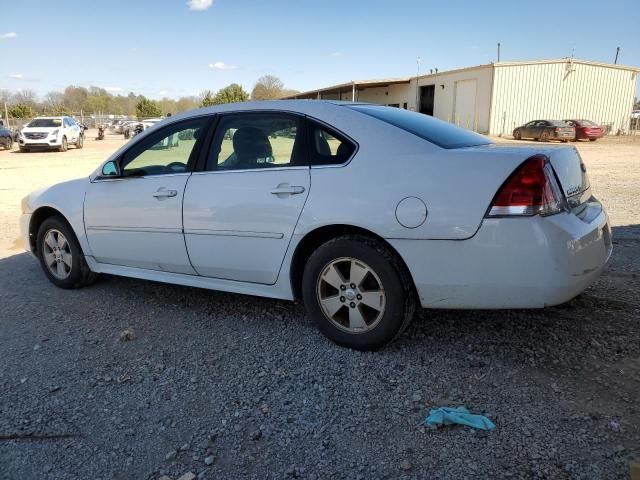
[497,42,501,62]
[614,47,620,64]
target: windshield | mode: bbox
[27,118,62,128]
[347,105,492,149]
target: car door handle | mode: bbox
[270,184,306,196]
[152,189,178,198]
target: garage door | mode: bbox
[454,79,477,130]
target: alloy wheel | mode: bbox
[42,229,72,280]
[316,257,386,333]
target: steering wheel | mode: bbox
[166,162,187,173]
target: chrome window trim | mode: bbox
[91,172,192,183]
[191,166,309,176]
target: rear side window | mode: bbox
[348,104,492,149]
[308,122,355,166]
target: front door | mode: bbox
[84,117,210,274]
[183,112,310,284]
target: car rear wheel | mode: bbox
[59,136,68,152]
[76,134,84,149]
[540,131,550,142]
[302,235,416,351]
[589,138,597,142]
[36,216,97,289]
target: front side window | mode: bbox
[206,113,304,171]
[121,118,208,177]
[308,123,355,166]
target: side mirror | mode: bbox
[101,160,120,177]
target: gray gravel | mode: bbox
[0,225,638,480]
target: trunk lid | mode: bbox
[543,146,591,210]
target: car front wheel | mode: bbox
[302,235,416,350]
[58,136,68,152]
[36,216,97,289]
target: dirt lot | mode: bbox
[0,132,639,479]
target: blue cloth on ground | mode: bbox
[425,406,495,430]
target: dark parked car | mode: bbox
[0,127,13,150]
[513,120,575,142]
[563,119,604,141]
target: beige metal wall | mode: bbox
[409,65,494,133]
[356,83,410,107]
[489,61,638,136]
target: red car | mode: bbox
[563,119,604,142]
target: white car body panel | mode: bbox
[84,174,195,274]
[183,168,311,284]
[21,100,612,310]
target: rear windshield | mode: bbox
[549,120,570,127]
[27,118,61,128]
[347,105,492,149]
[576,119,597,126]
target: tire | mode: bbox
[76,134,84,149]
[302,235,416,351]
[562,139,569,143]
[513,129,521,140]
[589,138,597,142]
[540,131,550,142]
[2,138,12,150]
[59,136,68,152]
[19,145,30,153]
[36,215,97,289]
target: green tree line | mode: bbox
[1,75,300,119]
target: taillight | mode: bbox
[486,155,567,217]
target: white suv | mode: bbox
[18,116,84,152]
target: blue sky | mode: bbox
[1,0,638,99]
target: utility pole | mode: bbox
[614,46,620,64]
[497,42,501,62]
[416,57,422,112]
[4,103,8,128]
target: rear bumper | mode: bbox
[576,131,604,139]
[390,202,611,309]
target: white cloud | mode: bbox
[105,86,123,92]
[209,61,238,70]
[159,90,169,95]
[1,32,17,39]
[8,73,23,79]
[330,51,343,57]
[187,0,213,11]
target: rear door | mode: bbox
[183,112,310,284]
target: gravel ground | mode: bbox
[0,133,639,479]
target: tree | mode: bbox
[136,97,162,118]
[63,86,88,111]
[213,84,249,105]
[251,75,285,100]
[9,103,36,118]
[200,90,216,108]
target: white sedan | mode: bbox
[20,101,612,350]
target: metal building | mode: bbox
[285,59,639,136]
